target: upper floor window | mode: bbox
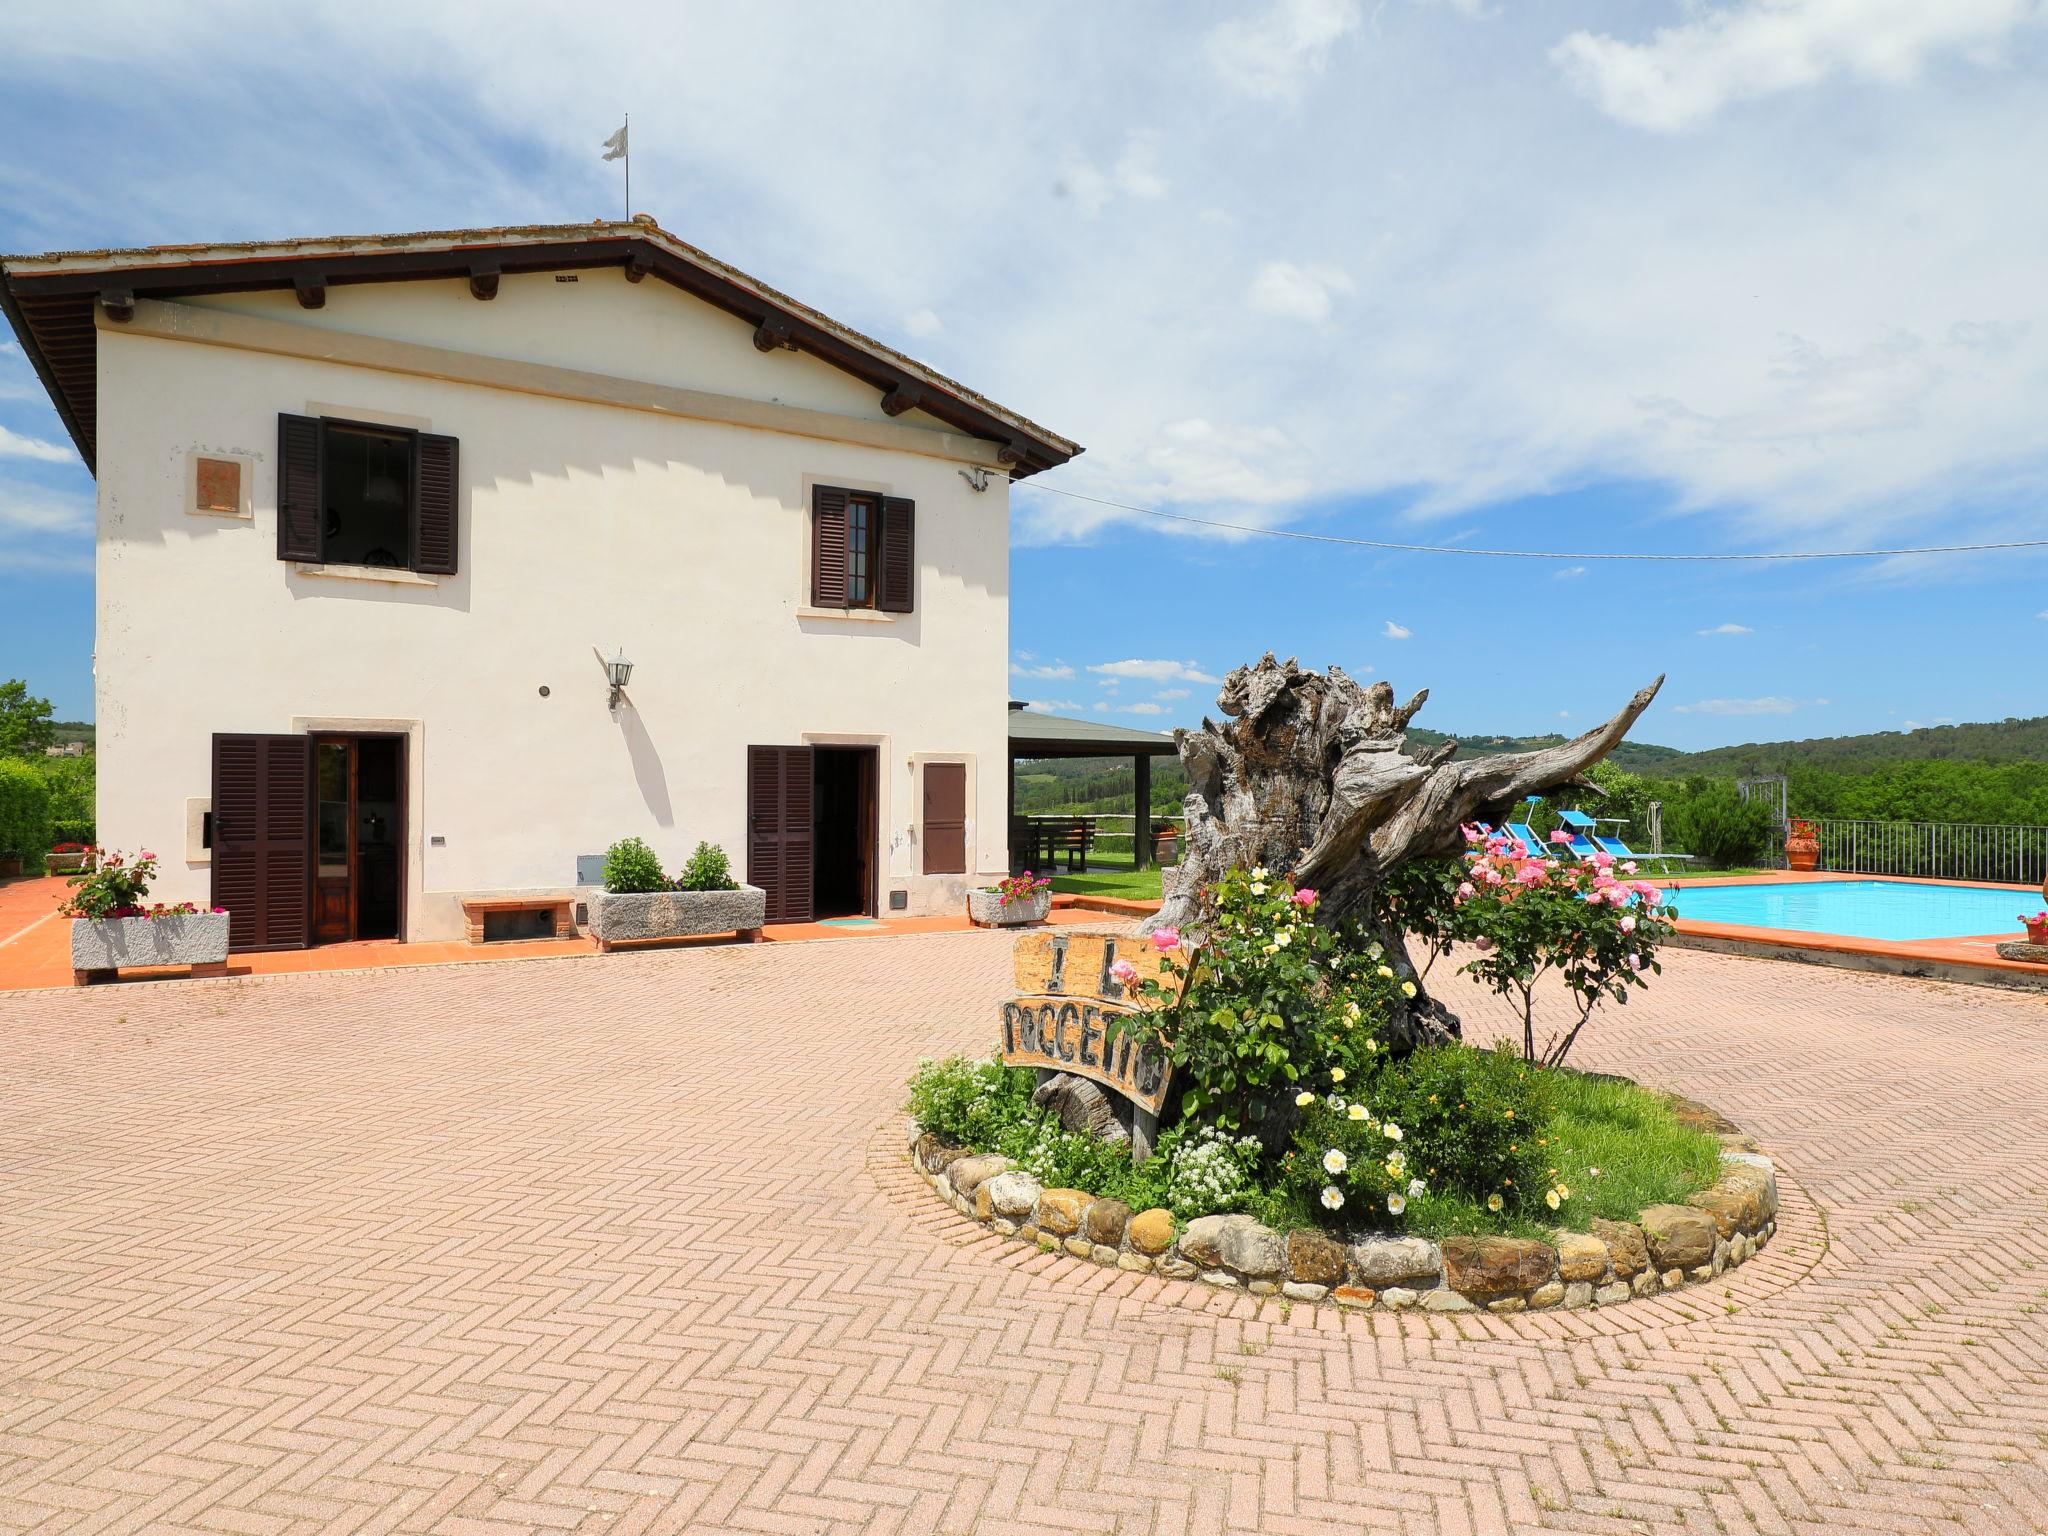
[277,413,459,576]
[811,484,914,612]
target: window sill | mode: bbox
[796,605,899,624]
[293,562,441,588]
[187,506,252,522]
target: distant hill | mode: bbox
[1403,727,1687,776]
[52,720,95,747]
[1651,716,2048,777]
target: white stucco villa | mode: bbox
[0,219,1081,947]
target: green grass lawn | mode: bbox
[1044,849,1165,904]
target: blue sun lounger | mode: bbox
[1503,822,1554,858]
[1553,809,1602,860]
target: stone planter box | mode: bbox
[45,851,91,875]
[71,911,230,985]
[590,885,767,949]
[968,888,1052,927]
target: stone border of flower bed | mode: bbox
[903,1092,1777,1314]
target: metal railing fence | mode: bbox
[1807,818,2048,886]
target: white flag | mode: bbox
[601,123,628,161]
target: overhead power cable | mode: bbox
[1015,481,2048,562]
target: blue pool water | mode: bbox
[1662,879,2040,942]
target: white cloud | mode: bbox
[1155,687,1192,701]
[1055,131,1171,216]
[2038,610,2048,619]
[1697,622,1754,635]
[1553,0,2046,134]
[1382,620,1411,639]
[1011,659,1074,680]
[0,425,73,464]
[0,341,20,358]
[902,307,944,341]
[1553,565,1588,580]
[0,480,91,536]
[1117,702,1168,716]
[1023,698,1084,714]
[1248,260,1353,323]
[1557,710,1571,719]
[1671,696,1830,716]
[1089,658,1222,684]
[1206,0,1362,101]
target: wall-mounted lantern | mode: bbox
[604,648,634,712]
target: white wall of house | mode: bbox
[92,271,1015,938]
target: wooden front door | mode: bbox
[747,745,815,924]
[921,762,966,875]
[211,734,311,953]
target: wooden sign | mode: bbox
[1000,933,1173,1115]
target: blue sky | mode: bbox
[4,1,2046,746]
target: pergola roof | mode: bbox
[1008,707,1179,759]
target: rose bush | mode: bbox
[1448,826,1676,1068]
[1118,867,1407,1132]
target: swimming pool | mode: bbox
[1663,879,2040,943]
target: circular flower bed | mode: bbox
[905,1094,1778,1313]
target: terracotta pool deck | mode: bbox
[0,877,1156,993]
[1661,869,2048,988]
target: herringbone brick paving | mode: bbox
[0,932,2044,1534]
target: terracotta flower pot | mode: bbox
[2026,921,2048,947]
[1785,835,1819,873]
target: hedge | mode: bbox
[0,759,52,861]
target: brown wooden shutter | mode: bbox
[412,432,459,575]
[878,495,915,613]
[211,733,311,952]
[811,486,849,606]
[747,745,815,923]
[921,761,967,875]
[276,414,322,561]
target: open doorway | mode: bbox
[812,746,877,918]
[311,734,404,943]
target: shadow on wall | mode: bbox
[616,699,673,827]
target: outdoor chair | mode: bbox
[1503,822,1554,859]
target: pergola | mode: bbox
[1007,703,1180,871]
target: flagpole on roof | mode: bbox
[601,115,631,220]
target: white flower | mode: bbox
[1347,1103,1367,1122]
[1545,1189,1562,1210]
[1323,1148,1347,1175]
[1295,1091,1315,1107]
[1386,1193,1406,1216]
[1321,1185,1344,1210]
[1328,1094,1347,1110]
[1272,929,1291,948]
[1345,1001,1361,1019]
[1252,866,1269,880]
[1262,943,1278,956]
[1407,1178,1427,1199]
[1385,1151,1406,1177]
[1250,882,1267,896]
[1486,1193,1504,1213]
[1382,1123,1403,1142]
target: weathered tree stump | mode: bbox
[1149,653,1662,1048]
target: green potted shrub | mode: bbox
[62,848,231,984]
[588,838,767,949]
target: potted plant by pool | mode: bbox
[968,871,1053,928]
[1784,818,1820,872]
[1152,822,1179,867]
[2021,910,2048,947]
[589,838,767,950]
[62,848,231,984]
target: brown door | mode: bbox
[211,734,311,953]
[748,745,814,924]
[922,762,967,875]
[312,738,354,942]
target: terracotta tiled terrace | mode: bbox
[3,904,2046,1534]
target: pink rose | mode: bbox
[1517,863,1546,885]
[1292,888,1318,908]
[1628,954,1645,972]
[1620,914,1637,933]
[1621,861,1638,875]
[1462,825,1483,845]
[1109,958,1139,985]
[1151,926,1182,952]
[1607,888,1628,907]
[1474,935,1495,952]
[1456,881,1475,899]
[1593,851,1614,869]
